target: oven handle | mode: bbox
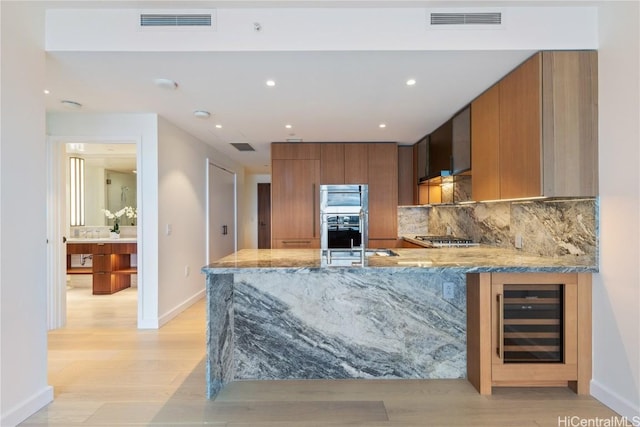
[497,292,504,359]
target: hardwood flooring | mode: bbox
[19,284,626,426]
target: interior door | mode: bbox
[257,183,271,249]
[207,162,237,263]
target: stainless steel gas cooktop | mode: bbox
[414,235,479,248]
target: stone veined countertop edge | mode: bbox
[201,248,598,274]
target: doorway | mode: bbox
[207,161,237,263]
[258,183,271,249]
[47,138,140,329]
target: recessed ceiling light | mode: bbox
[61,100,82,109]
[266,80,276,87]
[215,124,222,129]
[379,123,387,128]
[193,110,211,119]
[406,79,417,86]
[43,89,50,95]
[285,124,292,129]
[153,78,178,90]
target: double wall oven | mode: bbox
[320,185,368,251]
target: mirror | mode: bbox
[66,142,137,226]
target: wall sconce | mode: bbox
[69,157,85,226]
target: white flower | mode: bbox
[103,206,137,220]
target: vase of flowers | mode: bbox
[103,206,137,239]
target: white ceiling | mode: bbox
[46,49,535,174]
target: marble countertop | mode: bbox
[202,247,597,274]
[67,237,137,244]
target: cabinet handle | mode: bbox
[282,240,311,244]
[312,183,316,238]
[497,293,504,359]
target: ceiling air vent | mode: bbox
[230,143,255,152]
[140,13,213,27]
[430,12,502,26]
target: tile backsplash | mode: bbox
[398,198,597,260]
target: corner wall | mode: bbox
[157,117,244,324]
[591,1,640,420]
[0,3,52,426]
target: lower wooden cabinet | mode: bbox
[467,272,592,395]
[272,239,320,249]
[67,242,137,295]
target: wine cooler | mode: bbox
[499,284,563,363]
[467,273,591,395]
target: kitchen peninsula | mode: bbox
[202,247,595,398]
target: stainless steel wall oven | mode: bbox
[320,185,368,250]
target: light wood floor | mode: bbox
[20,284,626,426]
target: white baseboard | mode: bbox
[158,289,206,327]
[1,385,53,427]
[591,379,640,425]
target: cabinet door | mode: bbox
[320,143,345,184]
[471,84,501,201]
[429,120,453,178]
[452,106,471,174]
[499,53,542,199]
[271,143,320,160]
[397,146,414,205]
[416,137,429,181]
[541,51,598,197]
[344,144,368,184]
[271,159,320,244]
[367,143,398,240]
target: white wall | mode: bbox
[591,1,640,421]
[47,112,160,328]
[157,117,244,324]
[0,3,53,426]
[242,174,271,249]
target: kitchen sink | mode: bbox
[365,249,399,257]
[321,248,398,267]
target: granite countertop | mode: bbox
[67,237,138,244]
[202,247,597,274]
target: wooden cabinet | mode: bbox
[271,143,320,160]
[499,53,542,199]
[320,143,345,184]
[471,51,598,201]
[398,146,414,206]
[471,83,501,201]
[272,142,396,248]
[344,144,368,184]
[320,143,369,184]
[467,272,592,395]
[368,143,398,244]
[428,120,453,178]
[271,158,321,248]
[67,242,137,295]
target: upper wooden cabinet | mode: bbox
[471,83,501,201]
[320,143,369,184]
[320,143,345,184]
[471,51,598,201]
[397,146,414,205]
[272,143,320,160]
[344,144,369,184]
